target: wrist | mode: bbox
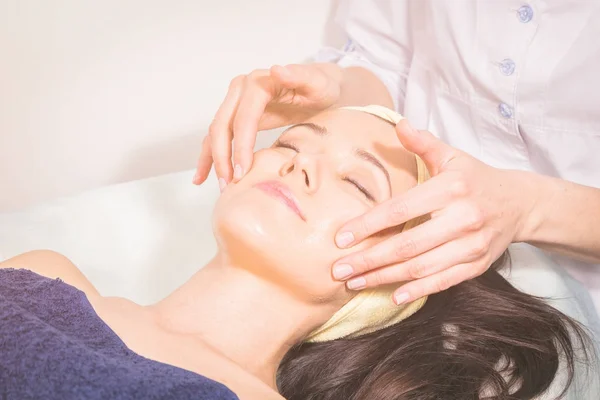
[511,170,552,243]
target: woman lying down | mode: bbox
[0,106,596,400]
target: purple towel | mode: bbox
[0,268,239,400]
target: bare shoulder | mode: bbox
[0,250,99,297]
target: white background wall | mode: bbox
[0,0,342,212]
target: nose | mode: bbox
[279,153,319,193]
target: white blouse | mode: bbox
[316,0,600,319]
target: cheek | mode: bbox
[290,203,376,298]
[307,189,369,248]
[249,149,285,174]
[213,188,304,253]
[212,161,379,302]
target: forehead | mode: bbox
[289,109,418,193]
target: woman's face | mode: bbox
[213,109,418,304]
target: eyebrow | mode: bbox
[284,122,329,136]
[285,122,392,194]
[354,148,392,193]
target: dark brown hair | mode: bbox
[277,253,593,399]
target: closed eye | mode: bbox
[273,139,299,152]
[275,139,375,202]
[343,177,375,202]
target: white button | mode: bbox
[517,5,534,23]
[498,103,513,119]
[499,59,516,76]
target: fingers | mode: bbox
[395,119,456,176]
[230,65,326,181]
[335,178,450,248]
[199,63,338,186]
[193,136,214,185]
[391,260,487,305]
[232,71,274,181]
[270,64,320,92]
[342,234,489,290]
[333,215,461,280]
[209,75,246,184]
[270,64,299,89]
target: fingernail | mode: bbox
[234,164,244,181]
[347,277,366,290]
[218,178,227,193]
[394,292,410,305]
[332,264,353,280]
[192,173,200,184]
[335,232,354,248]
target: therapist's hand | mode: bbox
[332,120,537,304]
[193,63,342,189]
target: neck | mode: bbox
[149,254,333,387]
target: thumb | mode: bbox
[395,119,455,175]
[270,64,323,92]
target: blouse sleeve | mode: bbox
[314,0,413,112]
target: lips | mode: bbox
[254,180,306,221]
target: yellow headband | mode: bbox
[305,105,430,343]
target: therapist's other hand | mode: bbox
[193,63,342,188]
[333,120,536,304]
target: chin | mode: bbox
[212,192,338,300]
[212,190,296,266]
